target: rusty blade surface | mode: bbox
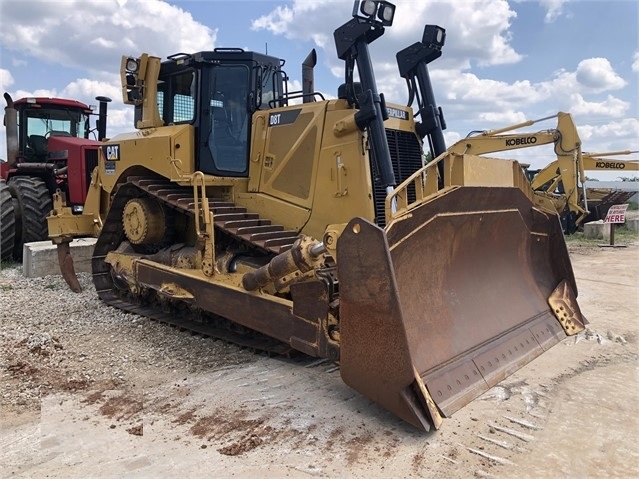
[337,186,583,431]
[57,242,82,293]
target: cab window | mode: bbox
[204,65,250,175]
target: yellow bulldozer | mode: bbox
[47,0,585,432]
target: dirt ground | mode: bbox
[1,239,638,478]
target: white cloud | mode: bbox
[251,5,295,35]
[285,79,303,105]
[103,108,135,132]
[252,0,522,76]
[574,58,626,92]
[0,69,15,92]
[539,0,571,23]
[252,0,627,134]
[444,130,462,146]
[478,110,528,124]
[569,94,629,117]
[435,57,628,121]
[61,78,121,104]
[0,0,217,76]
[632,52,639,73]
[439,71,542,106]
[90,37,118,49]
[578,118,639,144]
[577,119,639,180]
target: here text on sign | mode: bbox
[604,204,629,224]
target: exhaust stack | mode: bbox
[95,96,112,141]
[302,49,317,103]
[3,93,18,168]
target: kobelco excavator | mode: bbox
[439,113,637,233]
[47,0,585,432]
[530,149,638,222]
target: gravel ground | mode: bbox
[0,269,256,415]
[1,238,637,478]
[2,216,635,415]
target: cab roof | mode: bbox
[13,97,92,111]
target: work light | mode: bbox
[376,2,395,25]
[422,25,446,49]
[125,57,140,73]
[352,0,395,27]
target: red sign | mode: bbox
[604,204,629,224]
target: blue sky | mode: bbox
[1,0,637,179]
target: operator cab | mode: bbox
[13,98,92,162]
[156,49,284,177]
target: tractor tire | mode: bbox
[7,176,52,260]
[1,179,16,261]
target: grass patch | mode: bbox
[0,259,19,269]
[566,224,639,246]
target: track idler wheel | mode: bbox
[122,197,166,245]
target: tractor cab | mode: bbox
[13,97,93,162]
[154,49,285,177]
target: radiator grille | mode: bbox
[370,129,423,227]
[84,147,99,190]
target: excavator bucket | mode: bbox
[337,184,586,432]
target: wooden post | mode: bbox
[609,222,615,246]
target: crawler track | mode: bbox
[91,175,305,355]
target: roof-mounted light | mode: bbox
[360,0,376,16]
[125,57,140,73]
[352,0,395,27]
[422,25,446,49]
[377,2,395,25]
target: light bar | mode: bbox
[352,0,395,27]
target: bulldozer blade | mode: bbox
[57,242,82,293]
[337,186,585,432]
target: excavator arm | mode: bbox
[531,150,638,224]
[582,151,639,172]
[435,112,593,232]
[447,112,580,158]
[531,150,638,190]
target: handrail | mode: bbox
[192,171,216,276]
[384,152,539,226]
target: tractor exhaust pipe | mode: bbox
[95,96,112,141]
[3,93,18,168]
[302,49,317,103]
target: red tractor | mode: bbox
[1,93,110,260]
